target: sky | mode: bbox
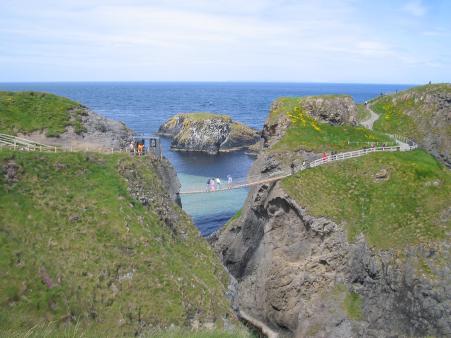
[0,0,450,83]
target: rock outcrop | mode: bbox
[20,107,134,151]
[212,94,450,337]
[158,113,260,155]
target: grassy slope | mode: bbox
[0,150,233,335]
[371,83,451,142]
[0,91,87,137]
[271,97,392,153]
[282,150,450,249]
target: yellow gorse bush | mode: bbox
[288,105,321,132]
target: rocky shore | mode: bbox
[158,113,260,155]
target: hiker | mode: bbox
[129,141,135,156]
[206,178,211,192]
[371,144,375,151]
[215,177,221,189]
[322,152,328,161]
[290,162,295,175]
[209,178,216,192]
[302,160,306,169]
[227,175,232,189]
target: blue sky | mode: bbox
[0,0,450,83]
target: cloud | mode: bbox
[402,0,426,17]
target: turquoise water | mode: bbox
[0,82,413,235]
[178,173,248,235]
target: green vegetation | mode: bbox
[371,83,451,144]
[371,96,419,139]
[0,91,87,137]
[343,291,363,320]
[282,150,450,249]
[269,97,391,153]
[273,109,391,153]
[176,112,231,122]
[356,104,370,123]
[0,150,234,335]
[1,323,253,338]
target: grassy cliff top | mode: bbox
[371,83,451,141]
[0,150,233,335]
[174,112,232,122]
[282,150,450,250]
[0,91,87,137]
[270,97,391,153]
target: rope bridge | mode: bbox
[0,132,418,196]
[179,138,417,195]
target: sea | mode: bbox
[0,82,413,235]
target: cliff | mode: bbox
[158,113,260,155]
[0,93,247,337]
[0,91,133,150]
[212,94,450,337]
[371,83,451,167]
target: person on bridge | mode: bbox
[206,178,211,192]
[129,141,135,156]
[215,177,221,189]
[322,152,328,161]
[209,178,216,192]
[227,175,232,189]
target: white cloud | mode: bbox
[402,0,426,17]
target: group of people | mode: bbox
[129,140,145,156]
[206,175,233,192]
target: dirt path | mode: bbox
[361,105,379,130]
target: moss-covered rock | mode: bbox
[158,113,260,155]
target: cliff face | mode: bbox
[371,84,451,167]
[158,113,260,155]
[212,95,450,337]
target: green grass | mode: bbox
[281,150,450,249]
[0,91,87,137]
[176,113,231,122]
[0,150,234,335]
[0,323,253,338]
[356,104,370,123]
[270,97,392,153]
[343,291,363,321]
[371,97,419,139]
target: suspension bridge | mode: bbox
[0,115,418,196]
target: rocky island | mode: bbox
[158,113,261,155]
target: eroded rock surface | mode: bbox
[19,107,133,151]
[212,95,450,337]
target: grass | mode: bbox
[356,104,370,123]
[371,97,419,139]
[281,150,450,249]
[0,150,235,335]
[0,91,87,137]
[343,291,363,321]
[0,323,254,338]
[175,113,231,122]
[269,97,392,153]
